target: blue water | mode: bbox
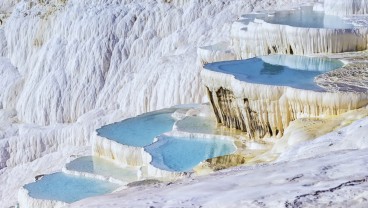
[24,172,119,203]
[97,108,177,147]
[175,116,218,135]
[145,137,236,172]
[243,6,354,29]
[205,55,344,91]
[66,156,138,182]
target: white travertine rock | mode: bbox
[198,7,368,64]
[231,19,367,59]
[324,0,368,16]
[197,42,237,65]
[316,63,368,92]
[4,121,96,168]
[0,0,240,126]
[62,167,127,185]
[201,65,368,138]
[0,0,314,126]
[3,0,366,207]
[92,135,151,167]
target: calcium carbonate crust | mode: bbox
[201,63,368,139]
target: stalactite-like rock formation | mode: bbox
[231,20,368,59]
[199,6,368,64]
[201,62,368,139]
[230,7,368,59]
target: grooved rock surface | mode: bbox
[316,63,368,93]
[201,60,368,139]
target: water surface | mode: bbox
[24,172,119,203]
[97,108,177,147]
[205,55,344,91]
[243,6,354,29]
[66,156,138,182]
[145,137,236,172]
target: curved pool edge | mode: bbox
[143,131,238,174]
[201,65,368,139]
[18,186,67,208]
[62,167,127,186]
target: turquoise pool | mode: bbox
[243,6,354,29]
[204,55,344,91]
[145,137,236,172]
[97,108,177,147]
[24,172,119,203]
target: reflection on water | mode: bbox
[243,6,354,29]
[260,62,284,75]
[205,54,344,91]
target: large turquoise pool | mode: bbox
[204,55,344,91]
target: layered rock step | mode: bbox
[202,55,368,139]
[198,6,368,64]
[93,105,239,178]
[19,105,244,208]
[63,156,140,185]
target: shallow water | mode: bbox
[24,172,119,203]
[175,116,218,134]
[243,6,354,29]
[97,108,177,147]
[145,137,236,172]
[66,156,138,182]
[204,55,344,91]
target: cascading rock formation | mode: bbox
[199,3,368,139]
[201,55,368,139]
[1,0,368,207]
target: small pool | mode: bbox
[243,6,354,29]
[97,108,177,147]
[204,55,344,91]
[24,172,119,203]
[145,137,236,172]
[66,156,139,182]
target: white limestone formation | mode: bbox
[199,6,368,64]
[3,0,368,207]
[62,168,127,185]
[316,63,368,92]
[92,135,152,167]
[0,0,235,126]
[323,0,368,16]
[0,0,313,169]
[231,11,368,59]
[201,61,368,138]
[197,42,237,65]
[0,1,268,200]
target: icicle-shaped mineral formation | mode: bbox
[202,55,368,139]
[231,7,368,59]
